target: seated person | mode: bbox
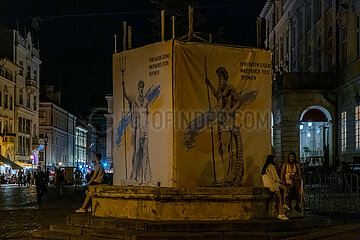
[262,155,288,220]
[76,153,105,213]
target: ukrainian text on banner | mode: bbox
[113,41,173,186]
[174,42,271,187]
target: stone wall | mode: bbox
[272,89,336,165]
[89,185,277,221]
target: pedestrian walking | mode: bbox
[26,171,31,186]
[44,168,50,194]
[74,167,83,190]
[55,168,65,195]
[31,171,35,185]
[18,170,23,186]
[34,166,46,204]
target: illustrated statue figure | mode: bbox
[205,67,244,185]
[122,79,152,184]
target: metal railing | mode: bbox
[304,168,360,213]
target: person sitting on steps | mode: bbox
[261,155,289,220]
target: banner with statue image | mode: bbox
[112,41,174,187]
[174,41,271,187]
[113,40,271,187]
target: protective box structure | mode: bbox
[113,40,271,188]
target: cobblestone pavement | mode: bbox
[1,184,360,240]
[0,184,85,240]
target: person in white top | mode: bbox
[76,153,105,213]
[262,155,288,220]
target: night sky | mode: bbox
[0,0,266,117]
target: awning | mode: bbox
[14,161,35,168]
[301,109,328,122]
[0,155,23,170]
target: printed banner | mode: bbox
[113,40,271,187]
[113,41,173,186]
[174,42,271,187]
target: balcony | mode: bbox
[273,72,338,91]
[32,48,40,59]
[1,133,16,143]
[0,68,14,82]
[26,78,38,92]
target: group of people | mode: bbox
[17,170,40,186]
[262,152,303,221]
[0,172,35,185]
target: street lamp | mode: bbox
[44,134,48,171]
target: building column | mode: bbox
[280,120,300,162]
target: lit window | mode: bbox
[341,111,347,151]
[356,106,360,149]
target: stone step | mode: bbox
[50,223,139,239]
[33,226,305,240]
[49,225,82,236]
[66,213,331,233]
[32,228,70,240]
[33,224,134,240]
[280,224,360,240]
[34,220,330,240]
[130,231,293,240]
[32,228,108,240]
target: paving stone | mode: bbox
[281,224,360,240]
[0,185,85,239]
[232,221,269,232]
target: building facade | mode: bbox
[86,122,97,167]
[104,95,113,170]
[260,0,360,166]
[0,58,19,169]
[87,108,108,169]
[75,124,88,168]
[337,1,360,163]
[0,26,42,165]
[38,87,77,168]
